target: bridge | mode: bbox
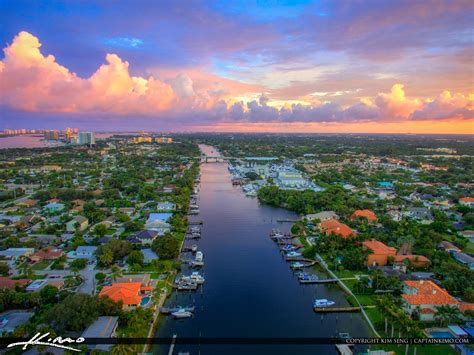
[200,155,279,163]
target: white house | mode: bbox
[460,197,474,208]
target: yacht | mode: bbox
[298,273,319,281]
[195,251,204,262]
[191,244,198,253]
[171,309,193,319]
[181,272,205,284]
[314,299,335,308]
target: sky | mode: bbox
[0,0,473,133]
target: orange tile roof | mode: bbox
[140,285,154,292]
[402,280,458,306]
[459,303,474,313]
[394,255,430,263]
[320,219,355,238]
[351,209,378,222]
[460,197,474,203]
[29,247,64,260]
[99,282,141,306]
[363,240,396,255]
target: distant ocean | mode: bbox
[0,133,114,149]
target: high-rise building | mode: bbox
[44,130,60,141]
[78,132,95,146]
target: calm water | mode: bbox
[155,145,370,354]
[0,133,113,149]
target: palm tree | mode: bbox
[110,264,123,281]
[435,305,461,326]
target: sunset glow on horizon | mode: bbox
[0,1,473,133]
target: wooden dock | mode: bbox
[335,344,353,355]
[313,306,360,313]
[276,218,299,223]
[299,278,338,284]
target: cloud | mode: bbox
[103,37,144,48]
[0,32,472,126]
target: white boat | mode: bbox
[286,251,302,257]
[195,251,203,262]
[181,272,205,284]
[171,309,193,318]
[191,244,198,252]
[290,262,304,269]
[314,299,335,308]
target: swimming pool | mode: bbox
[140,297,150,306]
[430,331,454,338]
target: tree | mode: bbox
[110,265,123,281]
[70,258,87,270]
[435,305,462,326]
[95,272,106,281]
[93,223,108,237]
[152,235,180,259]
[39,285,59,304]
[127,250,144,267]
[0,262,10,276]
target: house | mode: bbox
[145,213,172,234]
[81,316,119,352]
[401,280,460,321]
[0,248,34,260]
[15,199,37,208]
[304,211,339,222]
[128,230,158,246]
[351,209,378,222]
[157,202,176,212]
[404,207,433,224]
[452,252,474,270]
[43,202,65,212]
[459,197,474,208]
[0,277,30,290]
[393,255,430,268]
[319,219,355,238]
[117,207,135,216]
[29,247,64,262]
[26,279,64,292]
[387,209,402,222]
[99,282,142,309]
[362,240,396,266]
[66,215,89,232]
[438,241,461,253]
[142,248,158,263]
[68,246,97,260]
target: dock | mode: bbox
[188,221,203,225]
[276,218,298,223]
[313,306,360,313]
[299,278,338,284]
[335,344,353,355]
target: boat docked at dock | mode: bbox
[191,244,198,253]
[161,305,195,314]
[286,251,302,258]
[191,251,204,267]
[174,280,198,291]
[180,272,205,284]
[314,299,335,308]
[290,262,305,269]
[297,273,319,283]
[280,244,299,251]
[171,309,193,319]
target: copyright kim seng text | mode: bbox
[344,338,471,345]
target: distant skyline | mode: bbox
[0,0,473,133]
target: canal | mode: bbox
[155,145,370,354]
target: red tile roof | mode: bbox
[319,219,355,238]
[351,209,378,222]
[394,255,430,264]
[0,277,30,290]
[460,197,474,203]
[29,247,63,261]
[99,282,141,306]
[363,240,396,255]
[459,303,474,313]
[402,280,458,306]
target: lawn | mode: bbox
[463,241,474,254]
[31,260,51,270]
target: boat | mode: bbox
[298,273,319,281]
[191,261,204,268]
[175,281,198,291]
[286,251,302,258]
[195,251,203,262]
[191,244,198,253]
[180,272,205,284]
[171,309,193,319]
[314,299,336,308]
[161,305,195,314]
[281,244,298,251]
[290,262,305,269]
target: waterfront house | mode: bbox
[401,280,459,321]
[393,254,430,268]
[81,316,118,352]
[319,219,355,238]
[362,240,396,266]
[66,215,89,232]
[145,213,172,234]
[351,209,378,222]
[304,211,339,222]
[99,282,142,309]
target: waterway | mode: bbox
[155,144,370,354]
